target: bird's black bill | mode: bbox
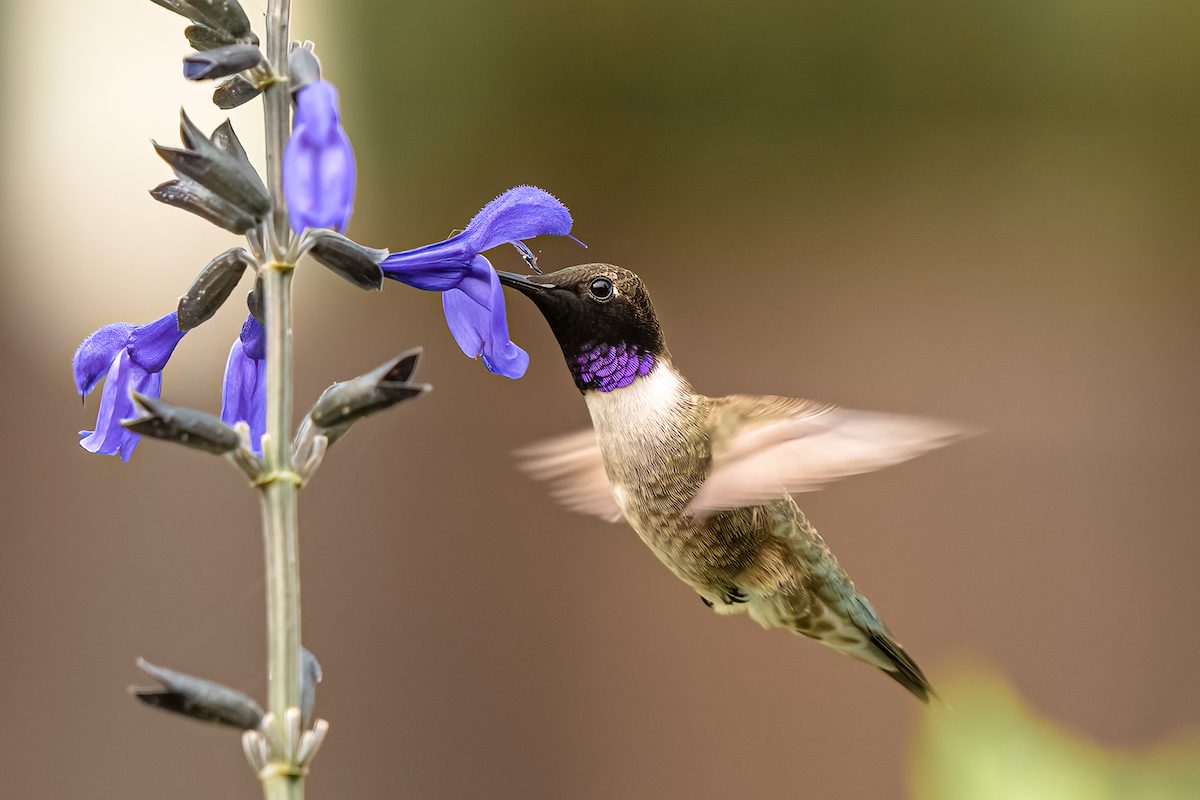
[496,271,554,298]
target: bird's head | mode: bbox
[499,263,665,392]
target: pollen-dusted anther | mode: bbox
[183,43,263,81]
[511,240,542,274]
[132,657,264,730]
[149,1,258,47]
[178,247,256,330]
[306,230,386,291]
[213,75,263,109]
[123,391,242,455]
[153,110,271,228]
[308,348,430,444]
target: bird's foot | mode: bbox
[721,587,748,605]
[699,595,714,608]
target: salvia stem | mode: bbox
[260,2,303,799]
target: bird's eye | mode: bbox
[589,277,614,300]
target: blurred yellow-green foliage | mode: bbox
[912,668,1200,800]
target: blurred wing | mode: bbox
[689,397,967,516]
[517,429,624,523]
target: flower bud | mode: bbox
[288,41,321,91]
[122,391,242,455]
[183,44,263,81]
[133,657,264,730]
[307,230,386,291]
[178,247,255,330]
[246,282,265,324]
[213,75,262,109]
[301,648,322,727]
[309,349,429,443]
[284,80,356,233]
[149,1,257,45]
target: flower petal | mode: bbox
[220,333,267,455]
[461,185,572,254]
[127,312,187,373]
[441,289,485,359]
[73,323,134,395]
[379,237,473,289]
[79,351,151,460]
[121,370,162,462]
[455,254,501,309]
[284,81,356,233]
[441,269,528,380]
[239,314,266,360]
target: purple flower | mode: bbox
[380,185,576,379]
[283,81,355,233]
[220,315,267,455]
[73,312,188,461]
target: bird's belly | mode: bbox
[615,486,778,593]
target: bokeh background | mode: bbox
[1,1,1199,798]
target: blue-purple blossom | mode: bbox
[380,185,576,379]
[283,81,355,233]
[73,312,188,461]
[220,315,267,455]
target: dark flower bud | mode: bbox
[310,349,430,443]
[246,283,264,324]
[183,44,263,81]
[213,75,262,109]
[150,178,258,234]
[133,657,264,730]
[149,1,257,45]
[301,648,322,727]
[122,392,241,455]
[288,41,321,92]
[153,110,271,222]
[178,247,255,330]
[307,230,386,291]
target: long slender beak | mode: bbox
[496,271,554,298]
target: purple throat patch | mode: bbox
[573,342,655,392]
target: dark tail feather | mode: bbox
[869,631,935,703]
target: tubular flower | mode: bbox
[73,312,188,460]
[283,81,355,233]
[220,315,267,455]
[380,185,575,379]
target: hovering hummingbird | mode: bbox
[497,264,964,701]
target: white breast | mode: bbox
[583,361,688,439]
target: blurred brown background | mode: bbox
[1,1,1198,798]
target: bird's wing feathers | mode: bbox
[689,395,966,516]
[516,429,625,523]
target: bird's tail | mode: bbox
[866,630,935,703]
[785,588,936,703]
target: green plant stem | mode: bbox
[260,1,302,799]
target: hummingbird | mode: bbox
[497,263,964,702]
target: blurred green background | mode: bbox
[0,1,1198,798]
